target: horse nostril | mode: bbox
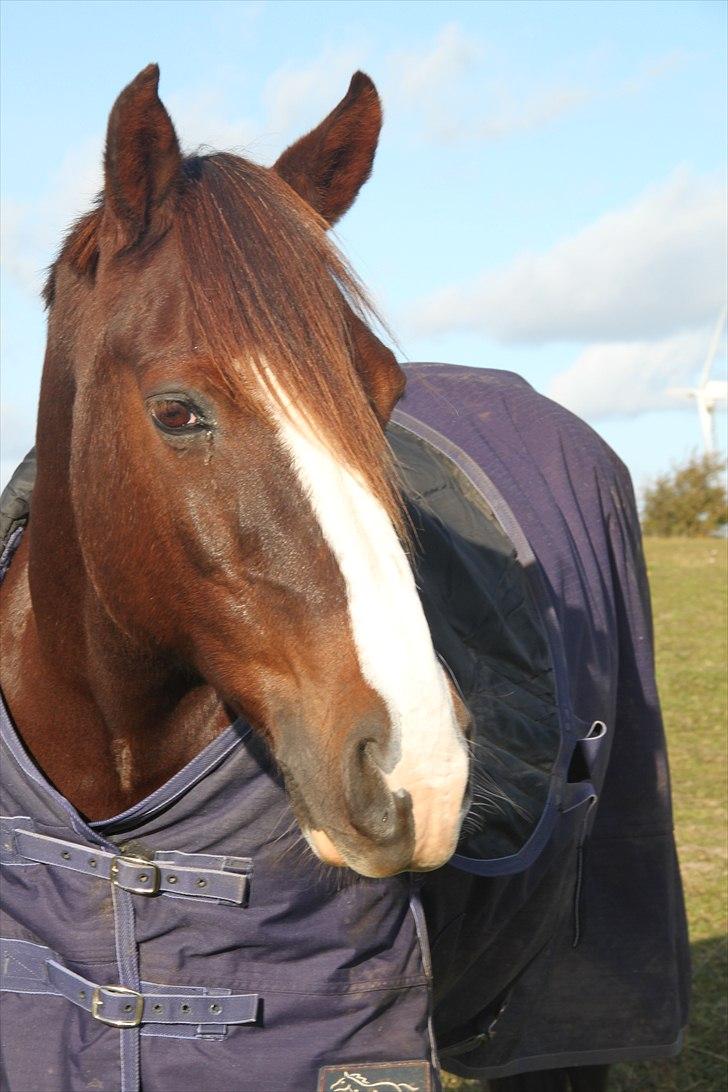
[343,731,409,847]
[357,738,371,761]
[355,733,388,772]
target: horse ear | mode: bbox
[273,72,382,226]
[102,64,182,252]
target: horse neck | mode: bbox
[0,368,227,820]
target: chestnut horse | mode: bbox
[0,65,471,880]
[0,67,607,1092]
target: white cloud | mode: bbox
[616,51,687,98]
[464,84,591,143]
[231,25,684,157]
[387,31,680,145]
[391,23,481,103]
[419,78,592,144]
[0,200,40,295]
[0,33,711,315]
[409,169,727,343]
[547,327,725,419]
[387,24,485,142]
[262,44,369,138]
[0,137,102,296]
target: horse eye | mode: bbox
[151,399,199,430]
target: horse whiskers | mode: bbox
[267,816,366,891]
[467,762,531,820]
[470,792,508,808]
[469,737,505,755]
[271,829,354,892]
[267,814,301,849]
[263,804,294,839]
[470,764,510,791]
[270,827,312,868]
[273,822,307,854]
[460,781,527,833]
[466,796,508,820]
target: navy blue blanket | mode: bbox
[0,363,689,1088]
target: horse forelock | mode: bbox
[44,151,405,540]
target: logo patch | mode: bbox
[317,1060,431,1092]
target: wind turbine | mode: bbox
[667,305,728,454]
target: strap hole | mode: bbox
[78,990,87,1001]
[167,875,178,884]
[152,1003,163,1014]
[123,1003,133,1012]
[180,1003,191,1014]
[208,1002,222,1015]
[87,858,97,868]
[61,851,71,860]
[196,878,207,888]
[138,873,149,883]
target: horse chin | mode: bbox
[303,825,459,879]
[304,828,347,869]
[304,827,401,878]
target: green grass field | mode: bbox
[443,537,728,1092]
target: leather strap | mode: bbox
[1,938,258,1030]
[12,828,251,904]
[45,961,258,1028]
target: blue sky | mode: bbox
[1,0,726,494]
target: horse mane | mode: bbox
[43,152,405,535]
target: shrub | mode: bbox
[642,452,727,537]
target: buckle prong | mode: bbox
[91,985,144,1028]
[110,854,160,895]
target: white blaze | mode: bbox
[267,389,469,866]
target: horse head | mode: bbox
[29,65,471,878]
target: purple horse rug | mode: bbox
[0,364,689,1091]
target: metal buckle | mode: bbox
[91,985,144,1028]
[110,854,160,895]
